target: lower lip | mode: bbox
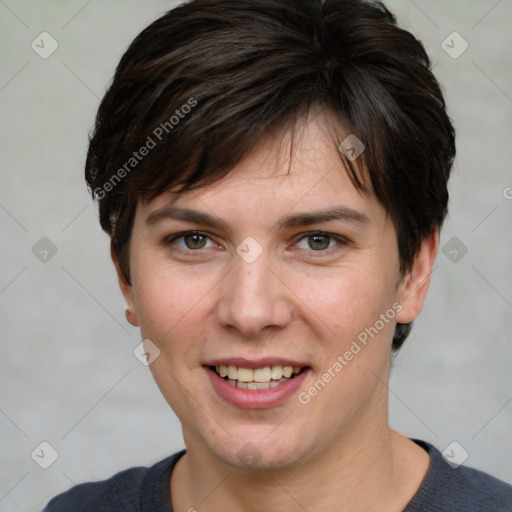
[205,367,310,409]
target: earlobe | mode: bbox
[396,230,439,325]
[111,243,139,327]
[124,307,138,327]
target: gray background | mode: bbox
[0,1,511,510]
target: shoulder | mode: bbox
[42,451,185,512]
[43,466,147,512]
[406,440,512,512]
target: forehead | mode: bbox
[141,114,380,224]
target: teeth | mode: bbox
[237,367,253,382]
[215,364,303,383]
[227,365,237,380]
[235,378,289,390]
[282,366,293,378]
[271,366,283,379]
[253,367,272,382]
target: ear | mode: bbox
[396,230,438,324]
[111,243,139,327]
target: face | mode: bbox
[116,115,436,471]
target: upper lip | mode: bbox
[203,357,309,369]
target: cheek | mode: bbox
[131,265,217,354]
[290,266,396,339]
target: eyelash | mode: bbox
[164,230,349,255]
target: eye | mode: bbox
[166,231,217,251]
[294,232,345,252]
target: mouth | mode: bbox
[203,358,311,408]
[209,364,307,390]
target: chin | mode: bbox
[206,426,309,471]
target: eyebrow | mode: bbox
[275,206,369,229]
[145,205,369,231]
[145,206,232,232]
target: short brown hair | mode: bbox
[85,0,456,350]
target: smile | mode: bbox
[211,364,304,390]
[204,359,311,409]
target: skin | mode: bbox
[114,113,437,511]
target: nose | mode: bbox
[215,252,293,338]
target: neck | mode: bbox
[171,423,429,511]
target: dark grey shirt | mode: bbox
[43,440,512,511]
